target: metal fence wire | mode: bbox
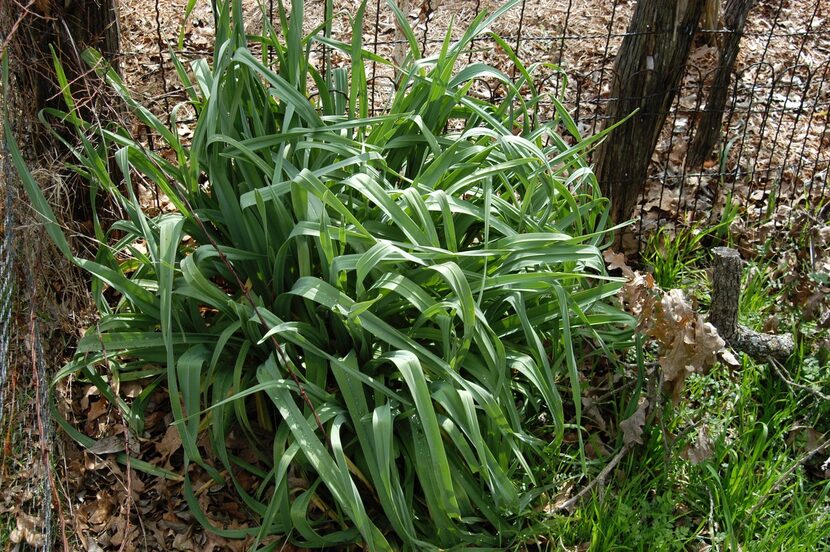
[286,0,829,237]
[0,134,13,432]
[138,0,829,236]
[1,121,55,552]
[1,4,57,546]
[0,120,54,552]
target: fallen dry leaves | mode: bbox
[605,249,738,401]
[619,398,649,447]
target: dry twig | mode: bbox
[770,357,830,402]
[555,445,629,512]
[0,0,39,57]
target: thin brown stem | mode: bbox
[186,211,328,441]
[556,445,629,512]
[770,357,830,401]
[0,0,39,57]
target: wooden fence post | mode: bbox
[687,0,757,169]
[710,247,794,361]
[593,0,706,225]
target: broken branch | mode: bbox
[709,247,794,361]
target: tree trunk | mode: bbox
[687,0,757,169]
[22,0,121,221]
[65,0,121,69]
[29,0,121,117]
[709,246,742,343]
[593,0,706,226]
[700,0,722,47]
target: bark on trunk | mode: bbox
[9,0,121,223]
[700,0,722,47]
[709,246,742,342]
[687,0,757,169]
[593,0,706,225]
[1,0,119,247]
[31,0,121,115]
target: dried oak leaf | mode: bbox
[582,395,608,432]
[683,425,714,464]
[653,290,725,399]
[719,348,741,367]
[602,249,634,277]
[653,289,696,346]
[156,424,184,469]
[642,187,679,214]
[9,512,45,547]
[85,540,105,552]
[687,320,725,370]
[108,515,140,551]
[659,322,725,399]
[172,530,198,551]
[120,381,143,399]
[619,398,649,446]
[87,427,140,456]
[620,271,657,320]
[89,492,117,527]
[86,397,110,423]
[86,435,127,456]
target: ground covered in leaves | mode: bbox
[118,0,830,235]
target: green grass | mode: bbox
[534,360,829,551]
[641,200,737,291]
[572,208,830,552]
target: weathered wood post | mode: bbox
[687,0,757,168]
[709,247,794,361]
[709,246,742,343]
[593,0,706,225]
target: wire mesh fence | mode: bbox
[0,107,55,552]
[122,0,830,243]
[264,0,830,243]
[0,136,14,429]
[1,6,64,548]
